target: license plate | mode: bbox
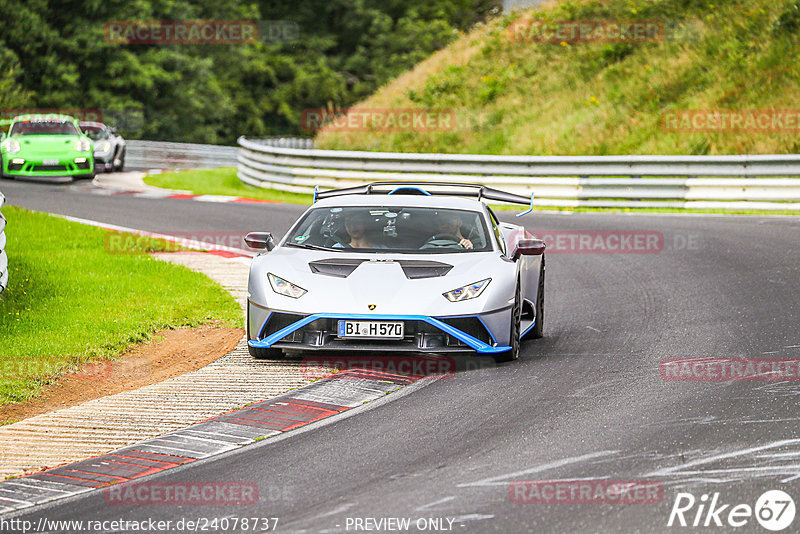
[42,159,59,165]
[337,320,404,339]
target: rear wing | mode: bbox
[313,182,535,217]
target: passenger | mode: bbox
[334,212,385,249]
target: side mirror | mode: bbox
[245,232,275,251]
[513,238,546,259]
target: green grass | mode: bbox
[143,168,312,204]
[0,207,242,406]
[316,0,800,156]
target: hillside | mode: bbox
[315,0,800,155]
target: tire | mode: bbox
[494,282,522,363]
[529,257,545,339]
[248,344,283,359]
[115,148,126,172]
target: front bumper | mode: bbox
[94,155,113,171]
[249,310,511,355]
[3,155,93,178]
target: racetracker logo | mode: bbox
[507,19,664,43]
[300,356,459,380]
[537,231,665,254]
[660,357,800,381]
[1,108,103,123]
[104,231,250,255]
[509,480,663,504]
[104,482,258,506]
[668,490,796,530]
[0,360,112,381]
[661,110,800,133]
[301,108,456,133]
[103,21,298,45]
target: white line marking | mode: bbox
[308,502,357,520]
[415,496,456,511]
[457,451,617,487]
[55,214,254,257]
[645,439,800,477]
[451,514,494,523]
[670,466,800,475]
[754,451,800,459]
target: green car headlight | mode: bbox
[268,273,307,299]
[2,139,20,154]
[75,139,91,152]
[443,278,491,302]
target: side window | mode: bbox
[486,207,506,255]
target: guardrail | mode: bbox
[1,191,8,294]
[237,137,800,210]
[127,140,238,170]
[127,138,313,170]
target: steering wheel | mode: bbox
[421,233,463,249]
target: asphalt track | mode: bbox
[2,178,800,533]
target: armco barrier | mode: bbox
[127,138,313,170]
[236,137,800,210]
[0,191,7,294]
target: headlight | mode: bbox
[2,139,20,154]
[101,141,111,152]
[76,139,91,152]
[443,278,491,302]
[268,273,307,299]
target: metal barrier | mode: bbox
[237,137,800,210]
[126,140,238,170]
[0,191,7,294]
[126,138,313,170]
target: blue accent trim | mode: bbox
[248,313,511,354]
[475,315,498,345]
[255,311,273,340]
[521,318,536,337]
[388,186,432,196]
[313,185,319,204]
[515,193,535,217]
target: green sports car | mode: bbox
[0,114,95,181]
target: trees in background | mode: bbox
[0,0,499,143]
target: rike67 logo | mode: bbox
[668,490,795,531]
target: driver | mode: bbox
[431,212,473,249]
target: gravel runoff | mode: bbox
[0,252,313,480]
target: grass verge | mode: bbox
[315,0,800,156]
[143,168,312,204]
[0,206,242,407]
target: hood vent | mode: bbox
[309,258,365,278]
[398,260,453,279]
[309,258,453,279]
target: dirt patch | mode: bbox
[0,325,244,423]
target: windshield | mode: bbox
[286,206,493,253]
[10,119,80,136]
[81,125,108,140]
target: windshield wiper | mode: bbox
[287,242,331,251]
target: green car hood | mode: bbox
[10,135,85,156]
